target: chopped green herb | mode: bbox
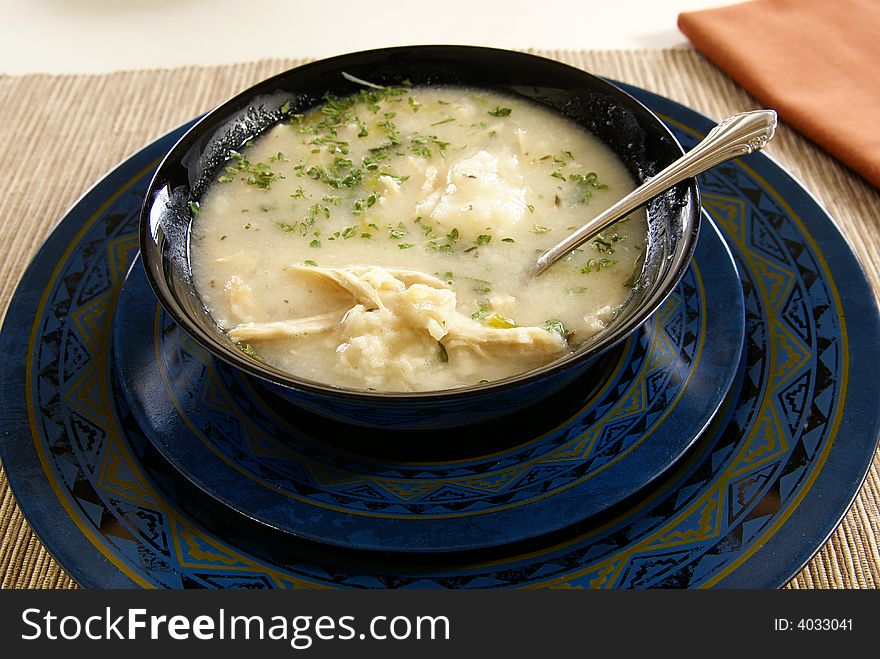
[379,117,401,145]
[569,171,607,203]
[431,115,456,126]
[466,278,493,294]
[309,239,321,248]
[188,201,200,215]
[471,303,491,320]
[550,170,566,181]
[580,258,618,273]
[570,171,602,185]
[341,226,358,239]
[429,135,450,156]
[530,225,551,234]
[310,203,331,220]
[428,241,454,254]
[389,223,407,240]
[542,319,567,337]
[241,344,262,361]
[591,237,614,253]
[408,97,421,113]
[488,107,512,117]
[527,204,535,213]
[236,160,283,189]
[398,242,415,249]
[409,135,432,158]
[501,237,516,243]
[475,234,492,246]
[414,219,436,238]
[378,171,410,185]
[437,342,449,363]
[303,260,318,266]
[353,192,379,214]
[303,159,362,189]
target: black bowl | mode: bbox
[140,46,700,430]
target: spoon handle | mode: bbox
[532,109,777,275]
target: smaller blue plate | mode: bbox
[113,216,744,553]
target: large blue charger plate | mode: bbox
[1,83,878,587]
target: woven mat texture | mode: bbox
[1,49,877,589]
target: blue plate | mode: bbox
[112,213,742,552]
[1,84,878,587]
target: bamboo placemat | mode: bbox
[1,48,878,589]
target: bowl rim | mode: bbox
[139,44,700,401]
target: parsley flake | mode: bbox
[488,107,512,117]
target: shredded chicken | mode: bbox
[223,275,257,324]
[228,265,567,386]
[287,264,451,310]
[445,322,566,354]
[228,311,341,341]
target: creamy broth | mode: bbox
[191,86,646,391]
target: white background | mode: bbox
[0,0,734,74]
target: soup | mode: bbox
[190,85,646,392]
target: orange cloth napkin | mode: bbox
[678,0,880,188]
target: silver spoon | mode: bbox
[532,109,778,276]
